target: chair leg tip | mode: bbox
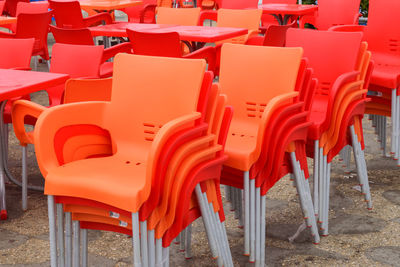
[313,242,320,245]
[367,208,373,210]
[0,210,7,220]
[322,234,329,237]
[243,254,250,256]
[185,257,192,260]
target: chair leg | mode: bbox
[48,195,58,267]
[391,89,396,156]
[185,224,192,259]
[255,187,261,265]
[383,116,387,157]
[260,195,266,267]
[243,171,250,256]
[140,221,148,267]
[162,246,169,267]
[318,147,324,225]
[72,221,80,267]
[148,229,155,267]
[313,140,319,217]
[225,185,231,203]
[322,162,331,236]
[155,238,162,267]
[65,212,72,267]
[81,229,88,267]
[21,146,28,211]
[56,203,65,267]
[249,178,256,263]
[131,212,142,267]
[397,95,400,165]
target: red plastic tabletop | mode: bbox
[79,0,142,11]
[258,4,318,15]
[0,69,69,102]
[90,23,248,43]
[0,16,17,25]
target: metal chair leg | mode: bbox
[81,229,88,267]
[249,178,255,263]
[131,212,142,267]
[56,203,65,267]
[185,224,192,259]
[48,195,58,267]
[72,221,80,267]
[155,238,162,267]
[313,140,319,217]
[21,146,28,211]
[243,171,250,256]
[65,212,72,267]
[140,221,148,267]
[148,229,155,267]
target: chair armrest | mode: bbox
[328,25,366,32]
[245,35,265,46]
[34,101,109,177]
[84,12,113,27]
[199,10,217,26]
[140,4,157,23]
[183,46,216,73]
[12,100,46,146]
[102,42,132,63]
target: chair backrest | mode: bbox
[217,9,262,32]
[3,0,29,16]
[156,7,200,26]
[0,1,6,14]
[16,1,49,15]
[106,53,206,154]
[50,25,95,45]
[219,0,258,9]
[364,0,400,55]
[15,11,53,59]
[219,43,303,123]
[0,38,34,69]
[50,43,103,79]
[127,29,182,58]
[313,0,360,30]
[263,21,295,46]
[64,78,112,103]
[286,29,363,96]
[49,0,85,28]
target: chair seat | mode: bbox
[44,154,149,212]
[370,52,400,89]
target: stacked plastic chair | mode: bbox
[23,53,234,267]
[286,29,373,236]
[329,0,400,166]
[215,43,319,266]
[299,0,360,30]
[49,25,132,77]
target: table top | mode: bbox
[90,23,248,43]
[0,70,69,102]
[0,16,16,25]
[258,4,318,15]
[79,0,142,10]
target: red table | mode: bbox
[259,4,318,25]
[90,23,248,50]
[0,69,69,220]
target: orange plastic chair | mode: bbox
[300,0,361,30]
[2,1,49,33]
[218,43,303,263]
[32,53,207,267]
[215,9,262,44]
[157,7,201,26]
[0,11,52,67]
[50,25,132,77]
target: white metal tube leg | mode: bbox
[391,89,396,155]
[81,229,88,267]
[313,140,319,217]
[56,203,65,267]
[65,212,72,267]
[260,195,266,267]
[140,221,148,267]
[72,221,80,267]
[155,238,162,267]
[185,224,192,259]
[131,212,142,267]
[249,178,256,263]
[21,145,28,211]
[243,171,250,256]
[48,195,57,267]
[148,229,155,267]
[255,187,261,265]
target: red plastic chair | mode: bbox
[0,1,5,14]
[2,1,50,32]
[126,29,216,73]
[245,20,296,46]
[50,25,132,77]
[120,0,156,23]
[49,0,112,29]
[0,11,52,66]
[2,0,28,16]
[300,0,360,30]
[0,37,34,69]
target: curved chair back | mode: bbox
[0,38,34,69]
[156,7,200,26]
[50,25,94,45]
[49,0,85,28]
